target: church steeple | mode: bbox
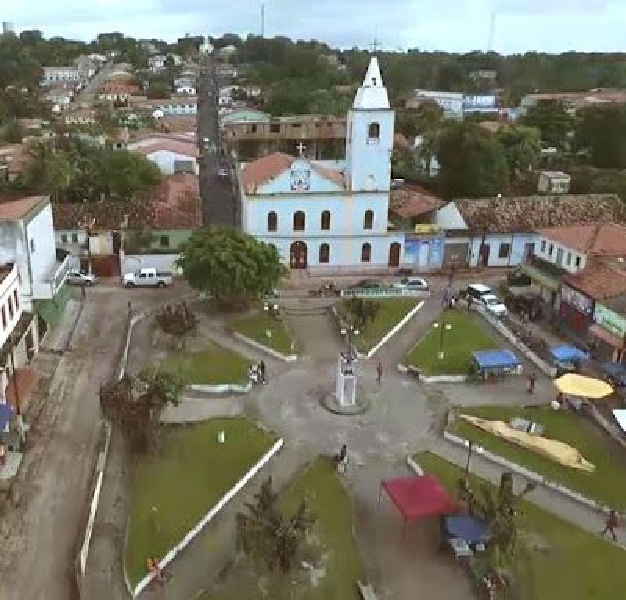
[353,57,390,110]
[345,56,394,192]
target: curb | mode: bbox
[406,454,424,476]
[396,363,468,384]
[443,430,611,514]
[230,330,297,362]
[187,381,252,394]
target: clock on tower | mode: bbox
[290,169,311,192]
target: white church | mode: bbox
[238,57,404,273]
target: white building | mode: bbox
[238,57,404,273]
[41,67,80,84]
[176,85,197,96]
[148,55,167,72]
[411,90,464,119]
[538,171,571,194]
[0,196,70,312]
[127,137,199,175]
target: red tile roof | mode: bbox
[390,187,443,219]
[240,152,345,194]
[0,196,47,221]
[129,139,198,158]
[455,194,626,233]
[539,224,626,256]
[52,174,201,230]
[564,261,626,300]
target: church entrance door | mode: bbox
[388,242,401,267]
[290,241,308,269]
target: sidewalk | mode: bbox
[428,439,625,550]
[138,443,313,600]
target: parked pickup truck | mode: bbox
[122,268,173,288]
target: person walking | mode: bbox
[527,372,536,394]
[259,359,266,383]
[601,509,619,541]
[376,361,383,384]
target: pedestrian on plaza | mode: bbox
[601,509,619,541]
[259,359,266,383]
[467,294,473,311]
[527,372,536,394]
[376,361,383,384]
[443,286,450,307]
[147,556,164,587]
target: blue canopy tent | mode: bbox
[0,403,14,432]
[472,350,521,371]
[600,362,626,387]
[550,345,589,362]
[444,515,490,544]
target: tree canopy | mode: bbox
[435,121,510,199]
[520,100,574,150]
[496,124,542,175]
[177,227,287,304]
[575,105,626,169]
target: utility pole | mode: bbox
[261,3,265,38]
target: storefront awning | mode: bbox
[520,263,561,291]
[589,324,625,350]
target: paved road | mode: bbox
[74,62,115,107]
[0,287,189,600]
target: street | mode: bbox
[0,286,186,600]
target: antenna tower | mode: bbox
[488,12,496,53]
[261,3,265,38]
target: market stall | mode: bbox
[550,345,589,376]
[600,362,626,389]
[469,349,522,381]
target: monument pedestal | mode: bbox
[320,353,370,415]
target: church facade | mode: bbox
[237,57,404,273]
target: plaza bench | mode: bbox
[357,580,378,600]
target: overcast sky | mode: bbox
[7,0,625,54]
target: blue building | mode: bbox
[238,58,404,273]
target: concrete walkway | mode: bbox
[159,396,244,423]
[138,443,313,600]
[428,439,626,550]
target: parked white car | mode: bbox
[479,294,508,317]
[393,277,429,292]
[66,271,99,286]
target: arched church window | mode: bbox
[267,211,277,232]
[361,243,371,263]
[364,210,374,230]
[368,122,380,140]
[293,211,305,231]
[319,243,330,264]
[321,210,331,230]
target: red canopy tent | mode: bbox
[379,474,457,538]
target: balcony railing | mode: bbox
[524,254,568,278]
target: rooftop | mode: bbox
[52,174,200,230]
[353,57,390,110]
[127,137,198,158]
[563,261,626,300]
[240,152,345,194]
[0,263,15,285]
[0,195,47,221]
[539,224,626,256]
[541,170,570,179]
[390,187,443,219]
[454,194,626,234]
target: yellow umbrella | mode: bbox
[554,373,613,399]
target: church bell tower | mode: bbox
[345,57,394,192]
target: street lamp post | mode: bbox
[433,321,452,360]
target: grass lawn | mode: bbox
[414,451,625,600]
[160,343,249,385]
[448,405,626,511]
[204,457,364,600]
[124,418,276,588]
[338,298,419,353]
[229,311,295,355]
[405,310,498,375]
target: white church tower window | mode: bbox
[345,56,394,192]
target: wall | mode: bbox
[146,150,199,175]
[257,159,343,195]
[403,236,444,269]
[121,253,179,274]
[594,302,626,338]
[534,235,586,273]
[143,229,191,253]
[243,191,390,237]
[56,229,87,255]
[468,232,536,268]
[0,264,22,349]
[26,203,59,299]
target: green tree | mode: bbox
[177,227,287,307]
[146,82,171,99]
[236,476,314,575]
[496,124,541,175]
[343,298,380,332]
[435,121,509,199]
[520,99,574,150]
[575,106,626,169]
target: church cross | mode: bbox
[296,141,306,156]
